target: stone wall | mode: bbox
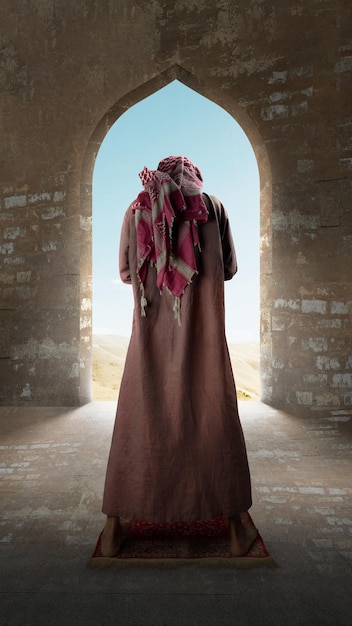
[0,0,351,408]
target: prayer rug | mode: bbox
[87,512,277,569]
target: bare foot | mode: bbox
[100,516,123,557]
[229,515,258,557]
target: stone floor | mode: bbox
[0,400,351,626]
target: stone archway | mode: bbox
[80,65,272,405]
[1,2,349,410]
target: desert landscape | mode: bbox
[92,335,260,401]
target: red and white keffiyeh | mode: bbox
[132,156,209,324]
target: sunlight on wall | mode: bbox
[92,80,260,345]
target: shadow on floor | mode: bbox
[0,401,351,625]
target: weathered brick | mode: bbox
[28,192,51,205]
[331,301,352,314]
[302,300,327,314]
[289,66,313,79]
[339,158,352,172]
[296,391,313,405]
[315,392,340,407]
[316,356,341,371]
[303,373,328,385]
[41,207,66,220]
[261,104,289,120]
[344,393,352,406]
[272,315,285,331]
[331,373,352,388]
[53,191,66,202]
[41,241,58,252]
[302,337,328,353]
[0,1,350,410]
[16,271,31,283]
[274,298,300,311]
[3,227,26,240]
[291,102,308,117]
[268,70,288,84]
[334,56,352,73]
[4,195,26,209]
[317,319,342,329]
[297,159,314,173]
[0,243,14,255]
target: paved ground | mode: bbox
[0,401,351,625]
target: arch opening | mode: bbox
[80,68,272,404]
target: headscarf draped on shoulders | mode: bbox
[132,155,209,324]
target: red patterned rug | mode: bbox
[87,512,276,569]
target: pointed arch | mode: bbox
[79,65,272,404]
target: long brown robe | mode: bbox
[102,193,252,522]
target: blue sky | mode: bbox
[92,80,260,342]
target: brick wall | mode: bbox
[0,0,351,408]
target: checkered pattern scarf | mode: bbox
[132,156,209,324]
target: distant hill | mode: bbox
[92,335,260,401]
